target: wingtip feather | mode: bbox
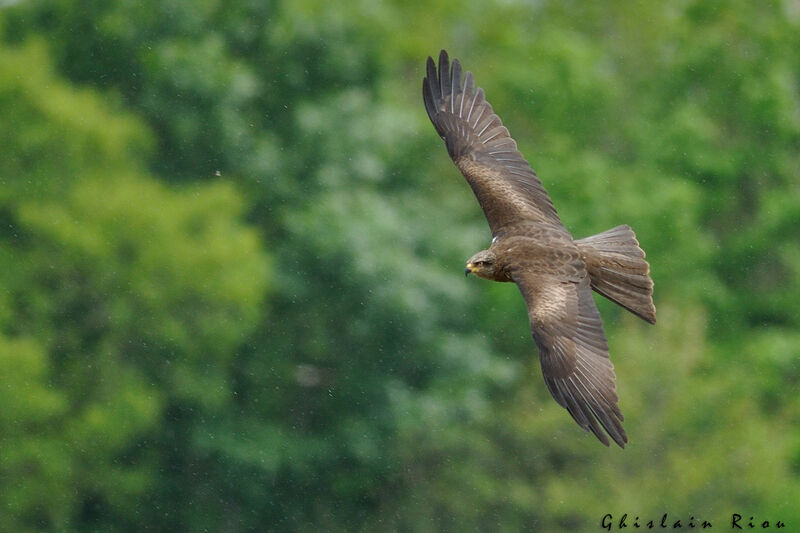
[438,50,450,100]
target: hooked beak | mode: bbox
[465,263,474,277]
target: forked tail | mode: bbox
[576,225,656,324]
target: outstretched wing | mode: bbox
[513,264,627,448]
[423,50,562,235]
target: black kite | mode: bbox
[423,50,656,448]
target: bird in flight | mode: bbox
[423,50,656,447]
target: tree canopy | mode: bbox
[1,0,799,531]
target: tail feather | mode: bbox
[576,225,656,324]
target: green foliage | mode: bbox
[0,32,268,531]
[1,0,799,531]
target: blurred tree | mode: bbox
[0,36,269,531]
[2,0,799,531]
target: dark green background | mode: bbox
[1,0,798,531]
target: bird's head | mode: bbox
[465,250,498,280]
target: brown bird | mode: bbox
[423,50,655,448]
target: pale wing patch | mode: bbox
[530,282,571,325]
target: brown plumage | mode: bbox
[423,50,656,448]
